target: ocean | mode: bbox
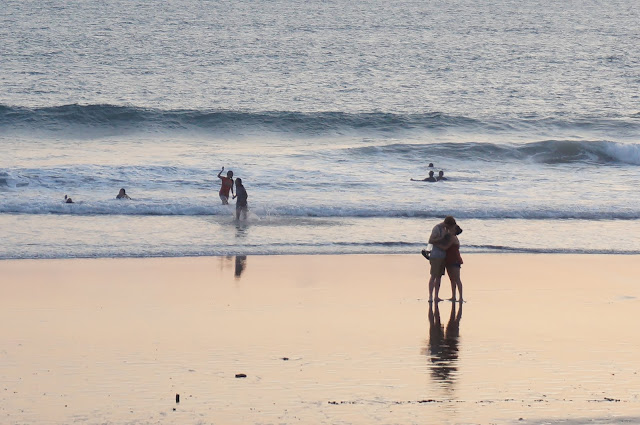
[1,0,639,259]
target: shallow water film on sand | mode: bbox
[2,255,640,424]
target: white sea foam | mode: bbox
[1,197,639,221]
[602,142,640,165]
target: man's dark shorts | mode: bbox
[429,257,446,277]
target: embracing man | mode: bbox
[427,215,457,302]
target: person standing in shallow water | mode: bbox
[217,167,234,205]
[233,178,248,220]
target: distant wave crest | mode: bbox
[348,140,640,165]
[1,104,639,137]
[0,104,478,134]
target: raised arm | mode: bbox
[217,166,224,179]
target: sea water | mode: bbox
[1,0,639,259]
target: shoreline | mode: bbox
[3,215,640,260]
[3,250,640,263]
[2,253,639,424]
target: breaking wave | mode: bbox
[346,140,640,165]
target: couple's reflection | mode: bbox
[217,255,248,279]
[424,302,462,387]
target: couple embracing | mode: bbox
[426,215,464,303]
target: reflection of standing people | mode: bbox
[233,178,248,220]
[427,216,457,302]
[446,225,464,301]
[217,167,234,205]
[427,301,444,358]
[424,301,462,384]
[445,301,462,342]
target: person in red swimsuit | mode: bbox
[445,225,464,302]
[217,167,235,205]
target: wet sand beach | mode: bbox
[1,254,639,424]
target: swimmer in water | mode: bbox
[411,170,437,182]
[116,188,131,199]
[64,195,74,203]
[437,170,447,181]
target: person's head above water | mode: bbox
[429,170,434,177]
[428,163,434,167]
[227,170,233,178]
[116,188,131,199]
[439,170,444,177]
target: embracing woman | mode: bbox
[445,225,464,302]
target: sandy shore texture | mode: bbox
[1,254,639,425]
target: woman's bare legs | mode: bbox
[447,268,457,301]
[446,266,456,301]
[447,266,463,301]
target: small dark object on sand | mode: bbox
[282,357,289,361]
[176,394,180,403]
[235,373,247,378]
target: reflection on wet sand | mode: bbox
[424,302,463,390]
[216,255,248,279]
[217,255,234,272]
[234,255,247,278]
